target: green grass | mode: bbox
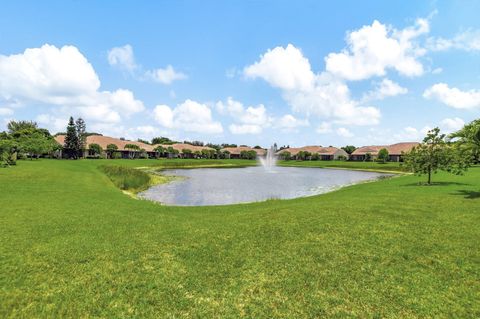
[1,159,479,318]
[99,165,152,193]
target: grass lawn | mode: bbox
[0,159,479,318]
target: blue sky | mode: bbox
[0,1,479,147]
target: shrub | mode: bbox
[311,153,320,160]
[337,155,347,161]
[99,165,151,192]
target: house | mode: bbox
[154,143,216,158]
[54,135,156,158]
[350,142,419,162]
[276,146,348,160]
[220,146,266,159]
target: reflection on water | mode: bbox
[139,166,391,206]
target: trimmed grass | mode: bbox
[0,159,479,318]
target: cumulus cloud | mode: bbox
[108,44,187,85]
[107,44,137,72]
[440,117,465,132]
[316,122,333,134]
[427,29,480,52]
[274,114,309,132]
[0,107,13,116]
[153,99,223,134]
[244,44,315,91]
[0,44,144,127]
[336,127,354,138]
[325,19,429,81]
[423,83,480,109]
[244,45,381,126]
[216,97,272,134]
[146,65,187,85]
[229,124,262,135]
[393,125,432,141]
[363,78,408,101]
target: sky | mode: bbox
[0,0,479,147]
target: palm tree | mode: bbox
[124,144,140,159]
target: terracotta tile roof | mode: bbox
[220,146,266,156]
[386,142,420,155]
[276,145,346,156]
[351,142,419,156]
[55,135,155,152]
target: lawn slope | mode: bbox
[0,159,479,318]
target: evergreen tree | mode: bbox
[75,117,87,154]
[64,117,79,159]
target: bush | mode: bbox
[337,155,347,161]
[99,165,151,192]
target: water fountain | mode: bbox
[259,144,277,171]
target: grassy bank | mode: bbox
[279,159,407,173]
[1,159,479,318]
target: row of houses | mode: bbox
[54,134,419,161]
[54,135,217,159]
[276,142,420,162]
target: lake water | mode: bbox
[139,166,391,206]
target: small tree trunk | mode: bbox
[427,168,431,185]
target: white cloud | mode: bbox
[440,117,465,132]
[431,67,443,74]
[316,122,333,134]
[427,29,480,52]
[336,127,354,138]
[154,99,223,134]
[325,19,429,81]
[229,124,262,135]
[107,44,137,72]
[0,44,144,127]
[244,44,315,91]
[393,125,432,141]
[363,78,408,101]
[423,83,480,109]
[0,107,13,116]
[244,45,381,126]
[35,114,68,133]
[274,114,309,132]
[216,97,272,134]
[147,65,187,85]
[108,45,187,85]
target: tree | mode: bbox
[64,117,79,159]
[240,150,256,160]
[450,118,480,164]
[0,136,17,167]
[152,136,177,145]
[89,143,103,157]
[75,118,87,153]
[137,138,151,145]
[220,150,230,159]
[342,145,357,155]
[193,150,202,158]
[124,144,140,159]
[377,148,389,163]
[7,120,37,134]
[364,152,372,162]
[181,148,193,158]
[404,127,469,185]
[106,144,118,159]
[279,151,291,161]
[311,153,320,160]
[18,131,57,159]
[153,145,165,158]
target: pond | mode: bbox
[139,166,392,206]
